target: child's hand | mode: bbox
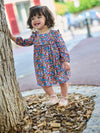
[9,30,12,37]
[62,62,70,71]
[9,30,17,42]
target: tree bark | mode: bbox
[0,1,25,132]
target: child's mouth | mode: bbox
[34,23,40,26]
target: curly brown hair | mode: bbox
[27,5,55,29]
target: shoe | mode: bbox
[46,94,59,106]
[59,96,68,107]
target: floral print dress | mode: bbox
[16,30,71,87]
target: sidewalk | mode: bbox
[69,36,100,86]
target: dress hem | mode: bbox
[37,78,70,87]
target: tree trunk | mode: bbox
[0,1,25,132]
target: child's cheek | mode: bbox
[31,21,34,27]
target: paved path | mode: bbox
[21,85,100,133]
[70,36,100,86]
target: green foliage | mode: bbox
[55,2,68,15]
[55,0,64,2]
[66,0,100,13]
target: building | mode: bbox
[4,0,55,35]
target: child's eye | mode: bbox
[31,18,34,21]
[31,17,35,20]
[38,16,41,19]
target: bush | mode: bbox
[55,2,67,15]
[66,0,100,13]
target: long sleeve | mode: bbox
[55,30,70,63]
[16,33,36,46]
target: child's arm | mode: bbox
[55,30,70,71]
[55,30,70,62]
[9,30,34,46]
[9,30,17,43]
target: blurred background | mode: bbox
[4,0,100,91]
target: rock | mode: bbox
[64,122,73,126]
[37,122,46,127]
[50,122,61,128]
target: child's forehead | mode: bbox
[32,13,43,17]
[31,10,43,15]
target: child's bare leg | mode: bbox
[60,82,68,97]
[43,86,59,105]
[43,86,55,96]
[59,82,68,106]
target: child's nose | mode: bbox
[34,18,38,21]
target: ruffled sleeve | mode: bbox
[16,32,36,46]
[54,30,70,63]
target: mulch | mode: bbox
[9,92,95,133]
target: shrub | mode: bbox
[55,2,67,15]
[66,0,100,13]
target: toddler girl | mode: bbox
[10,5,71,106]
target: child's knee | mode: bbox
[60,82,67,87]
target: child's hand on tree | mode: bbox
[9,30,12,37]
[9,30,17,42]
[62,62,70,71]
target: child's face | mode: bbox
[31,14,46,30]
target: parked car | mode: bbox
[70,10,100,28]
[65,12,75,30]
